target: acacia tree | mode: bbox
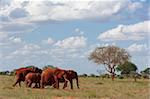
[116,61,137,75]
[89,46,130,81]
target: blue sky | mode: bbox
[0,0,149,75]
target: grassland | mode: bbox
[0,75,149,99]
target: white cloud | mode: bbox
[9,8,29,19]
[0,22,36,33]
[74,28,84,35]
[54,36,87,49]
[0,35,23,46]
[0,32,8,41]
[126,43,149,70]
[0,0,146,35]
[11,44,41,56]
[42,37,54,45]
[127,43,148,54]
[98,20,150,41]
[74,28,80,33]
[0,0,145,22]
[9,36,22,43]
[128,2,143,12]
[25,0,135,21]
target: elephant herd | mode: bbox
[12,67,79,89]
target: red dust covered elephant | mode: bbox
[13,67,42,87]
[40,67,69,89]
[41,67,79,89]
[25,73,41,88]
[60,70,79,89]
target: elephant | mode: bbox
[25,73,41,88]
[59,70,79,89]
[40,71,56,88]
[40,67,69,89]
[13,67,42,87]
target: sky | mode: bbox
[0,0,149,75]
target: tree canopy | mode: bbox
[89,45,130,80]
[116,61,137,75]
[141,68,150,75]
[43,65,56,70]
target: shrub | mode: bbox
[118,75,124,79]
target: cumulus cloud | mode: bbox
[127,43,148,54]
[11,44,41,56]
[42,37,55,45]
[74,28,84,35]
[0,0,147,35]
[0,0,146,22]
[98,20,150,41]
[0,22,36,33]
[9,36,22,43]
[0,36,23,46]
[9,8,29,19]
[126,43,149,70]
[0,32,8,41]
[128,2,143,12]
[54,36,87,49]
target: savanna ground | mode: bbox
[0,75,149,99]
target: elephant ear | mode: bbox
[68,70,73,75]
[54,69,65,78]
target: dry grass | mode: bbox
[0,75,149,99]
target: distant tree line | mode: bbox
[0,64,149,80]
[78,67,150,80]
[0,65,56,76]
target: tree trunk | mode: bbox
[111,67,115,81]
[107,65,116,81]
[111,73,115,81]
[134,75,137,82]
[134,77,137,82]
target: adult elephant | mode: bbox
[40,67,69,89]
[60,70,79,89]
[25,73,41,88]
[13,67,42,87]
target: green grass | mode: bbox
[0,75,149,99]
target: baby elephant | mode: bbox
[25,73,41,88]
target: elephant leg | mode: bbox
[25,80,28,87]
[34,82,40,88]
[19,81,21,87]
[63,80,68,89]
[54,76,59,89]
[62,75,69,89]
[40,75,45,88]
[33,83,38,88]
[40,79,44,88]
[13,79,20,87]
[76,77,79,89]
[28,81,32,88]
[40,82,43,88]
[38,82,40,88]
[53,83,56,88]
[70,80,73,89]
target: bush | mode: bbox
[79,74,88,77]
[118,75,124,79]
[100,73,110,79]
[90,74,96,77]
[141,74,149,79]
[0,71,9,75]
